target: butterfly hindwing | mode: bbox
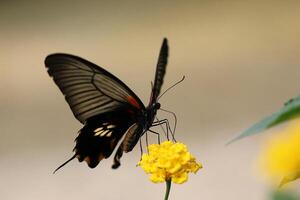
[74,109,137,168]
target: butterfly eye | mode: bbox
[155,103,161,109]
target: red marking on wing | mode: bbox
[127,96,141,109]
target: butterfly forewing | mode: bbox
[45,54,145,124]
[152,38,168,101]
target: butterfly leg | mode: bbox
[145,132,149,153]
[139,138,144,157]
[136,138,144,167]
[159,108,177,134]
[161,118,176,142]
[152,119,169,140]
[152,119,176,142]
[148,129,161,145]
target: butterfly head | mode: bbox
[148,101,161,111]
[154,102,161,110]
[145,102,161,119]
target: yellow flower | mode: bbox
[138,141,202,184]
[259,120,300,187]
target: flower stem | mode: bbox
[164,180,172,200]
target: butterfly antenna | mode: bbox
[158,76,185,100]
[160,108,177,135]
[53,154,77,174]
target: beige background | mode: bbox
[1,0,300,199]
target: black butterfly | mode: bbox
[45,38,171,172]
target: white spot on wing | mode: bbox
[94,129,109,136]
[94,131,102,136]
[106,132,112,137]
[93,125,114,137]
[107,124,115,129]
[94,127,103,132]
[100,130,110,137]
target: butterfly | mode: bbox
[45,38,172,172]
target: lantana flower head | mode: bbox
[138,141,202,184]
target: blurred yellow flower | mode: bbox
[138,141,202,184]
[259,120,300,187]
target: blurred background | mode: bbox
[1,0,300,199]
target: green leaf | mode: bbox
[227,95,300,145]
[272,190,300,200]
